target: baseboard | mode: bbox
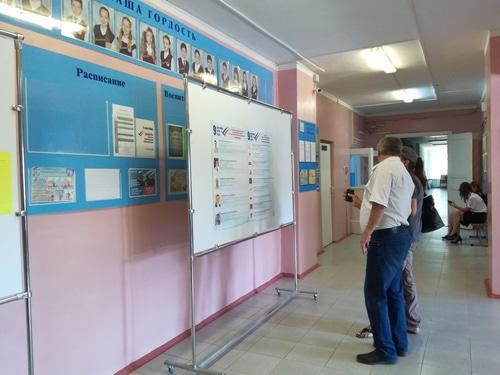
[282,263,320,279]
[333,234,350,243]
[317,249,325,255]
[114,272,284,374]
[484,278,500,299]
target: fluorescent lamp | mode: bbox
[364,47,397,74]
[395,89,416,103]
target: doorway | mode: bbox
[320,142,333,247]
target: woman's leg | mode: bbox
[450,211,462,236]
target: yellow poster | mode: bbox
[308,169,316,185]
[0,152,13,215]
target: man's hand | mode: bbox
[353,195,362,209]
[360,230,371,255]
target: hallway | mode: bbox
[133,228,498,375]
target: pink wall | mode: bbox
[316,95,356,242]
[0,22,285,375]
[277,68,321,275]
[363,109,484,182]
[487,36,500,295]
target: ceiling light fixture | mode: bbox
[365,47,397,74]
[396,89,416,103]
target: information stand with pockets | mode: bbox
[0,29,34,375]
[165,79,318,375]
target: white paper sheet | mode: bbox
[113,104,136,157]
[299,140,305,162]
[135,118,156,158]
[84,168,121,201]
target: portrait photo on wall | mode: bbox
[62,0,89,41]
[241,70,250,97]
[139,22,157,65]
[176,39,191,75]
[21,0,51,16]
[92,1,115,50]
[168,124,185,159]
[115,11,136,58]
[219,60,230,90]
[190,47,205,80]
[230,65,241,94]
[159,31,175,71]
[204,53,217,85]
[250,73,259,100]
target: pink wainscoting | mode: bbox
[488,36,500,295]
[316,95,355,242]
[1,202,283,375]
[363,109,484,182]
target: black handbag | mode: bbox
[421,194,445,233]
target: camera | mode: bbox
[344,189,354,202]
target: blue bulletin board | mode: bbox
[298,120,319,193]
[163,85,188,201]
[23,45,159,214]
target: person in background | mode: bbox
[355,137,414,365]
[242,71,249,97]
[22,0,50,16]
[140,27,156,64]
[65,0,87,41]
[192,49,204,78]
[352,146,423,340]
[414,157,428,190]
[160,35,173,70]
[470,181,487,205]
[443,182,487,244]
[93,6,114,48]
[177,42,189,75]
[116,16,135,57]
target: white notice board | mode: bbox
[186,81,294,254]
[0,34,23,299]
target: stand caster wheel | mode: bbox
[168,365,176,374]
[313,293,318,301]
[275,288,281,296]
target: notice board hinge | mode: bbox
[15,210,27,217]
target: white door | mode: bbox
[0,34,23,299]
[320,143,333,247]
[447,132,473,205]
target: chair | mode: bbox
[469,223,488,247]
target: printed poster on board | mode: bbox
[31,167,76,203]
[128,168,157,197]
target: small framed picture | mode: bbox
[62,0,89,41]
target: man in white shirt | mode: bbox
[356,137,414,365]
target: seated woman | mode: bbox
[470,181,487,205]
[443,182,487,244]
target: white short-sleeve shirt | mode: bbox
[360,156,415,231]
[466,192,487,213]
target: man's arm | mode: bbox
[360,202,385,255]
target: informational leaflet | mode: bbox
[0,152,12,215]
[299,140,305,162]
[212,126,250,230]
[305,141,311,162]
[113,104,136,157]
[128,168,157,197]
[248,132,274,221]
[31,167,76,203]
[168,124,185,158]
[135,119,156,158]
[168,169,187,195]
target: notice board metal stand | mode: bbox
[0,30,35,375]
[165,79,318,375]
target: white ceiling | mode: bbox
[165,0,500,116]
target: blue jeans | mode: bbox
[364,226,411,360]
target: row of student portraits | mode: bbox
[0,0,261,99]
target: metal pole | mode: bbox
[13,35,35,375]
[291,150,299,292]
[184,78,197,369]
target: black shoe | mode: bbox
[356,350,397,365]
[442,235,454,240]
[397,349,408,357]
[450,235,462,244]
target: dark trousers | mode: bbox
[364,226,411,360]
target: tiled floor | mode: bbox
[132,227,500,375]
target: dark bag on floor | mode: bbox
[421,194,445,233]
